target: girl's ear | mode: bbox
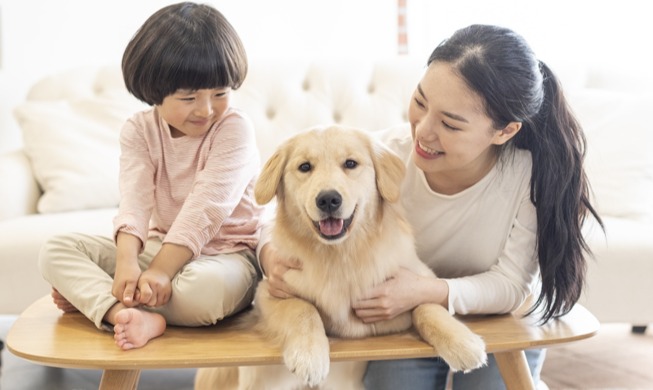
[493,121,523,145]
[254,148,287,205]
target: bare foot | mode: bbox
[51,288,79,313]
[113,308,166,350]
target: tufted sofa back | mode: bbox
[23,58,426,162]
[13,58,653,221]
[233,58,424,161]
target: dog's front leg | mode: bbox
[256,284,330,387]
[412,303,487,373]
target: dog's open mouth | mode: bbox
[313,211,355,240]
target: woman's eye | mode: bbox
[344,159,358,169]
[414,98,426,109]
[443,121,460,131]
[298,162,312,172]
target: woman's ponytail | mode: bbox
[518,62,603,322]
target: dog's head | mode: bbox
[255,125,405,245]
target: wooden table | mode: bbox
[7,295,599,390]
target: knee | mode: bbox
[169,267,256,326]
[38,234,76,278]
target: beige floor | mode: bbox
[541,323,653,390]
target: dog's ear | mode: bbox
[255,147,287,205]
[372,142,405,203]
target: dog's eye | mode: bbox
[344,159,358,169]
[298,162,312,172]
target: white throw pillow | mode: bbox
[569,90,653,219]
[14,97,144,213]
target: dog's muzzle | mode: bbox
[314,190,355,240]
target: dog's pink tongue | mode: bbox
[319,218,344,236]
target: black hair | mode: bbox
[428,24,604,323]
[122,2,247,105]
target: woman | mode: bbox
[259,24,603,389]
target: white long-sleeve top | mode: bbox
[113,107,262,258]
[381,126,539,316]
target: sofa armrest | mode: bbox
[0,149,40,221]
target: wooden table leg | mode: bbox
[495,350,535,390]
[99,369,141,390]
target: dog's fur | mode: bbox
[195,126,487,389]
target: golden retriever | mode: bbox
[195,125,487,389]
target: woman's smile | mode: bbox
[415,140,444,160]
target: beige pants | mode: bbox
[38,233,259,329]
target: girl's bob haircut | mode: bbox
[122,2,247,106]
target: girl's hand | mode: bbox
[259,243,302,299]
[112,258,142,308]
[136,268,172,307]
[353,267,446,323]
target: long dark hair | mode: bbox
[428,24,603,323]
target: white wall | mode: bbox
[0,0,398,151]
[406,0,653,70]
[1,0,651,152]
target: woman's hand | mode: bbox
[352,267,449,323]
[259,243,302,299]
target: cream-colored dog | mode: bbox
[195,125,487,389]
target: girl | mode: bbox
[260,24,603,389]
[39,2,262,351]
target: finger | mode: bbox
[288,257,303,270]
[268,286,290,299]
[154,291,169,307]
[352,297,380,309]
[122,283,137,306]
[145,287,160,307]
[138,283,153,305]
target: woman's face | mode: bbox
[408,61,518,194]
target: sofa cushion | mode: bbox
[14,97,143,213]
[569,90,653,220]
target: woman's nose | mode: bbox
[415,116,438,141]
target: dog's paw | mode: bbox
[283,335,331,387]
[439,331,487,373]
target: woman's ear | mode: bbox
[492,121,522,145]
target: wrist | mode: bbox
[424,277,449,309]
[435,278,450,309]
[259,244,275,275]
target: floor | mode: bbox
[541,323,653,390]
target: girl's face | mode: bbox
[157,87,232,138]
[408,62,520,194]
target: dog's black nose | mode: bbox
[316,190,342,213]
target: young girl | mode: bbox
[260,24,603,389]
[39,2,262,351]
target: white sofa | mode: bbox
[1,58,652,334]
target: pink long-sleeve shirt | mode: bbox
[113,106,262,258]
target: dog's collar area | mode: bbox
[314,209,355,241]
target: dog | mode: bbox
[195,125,487,389]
